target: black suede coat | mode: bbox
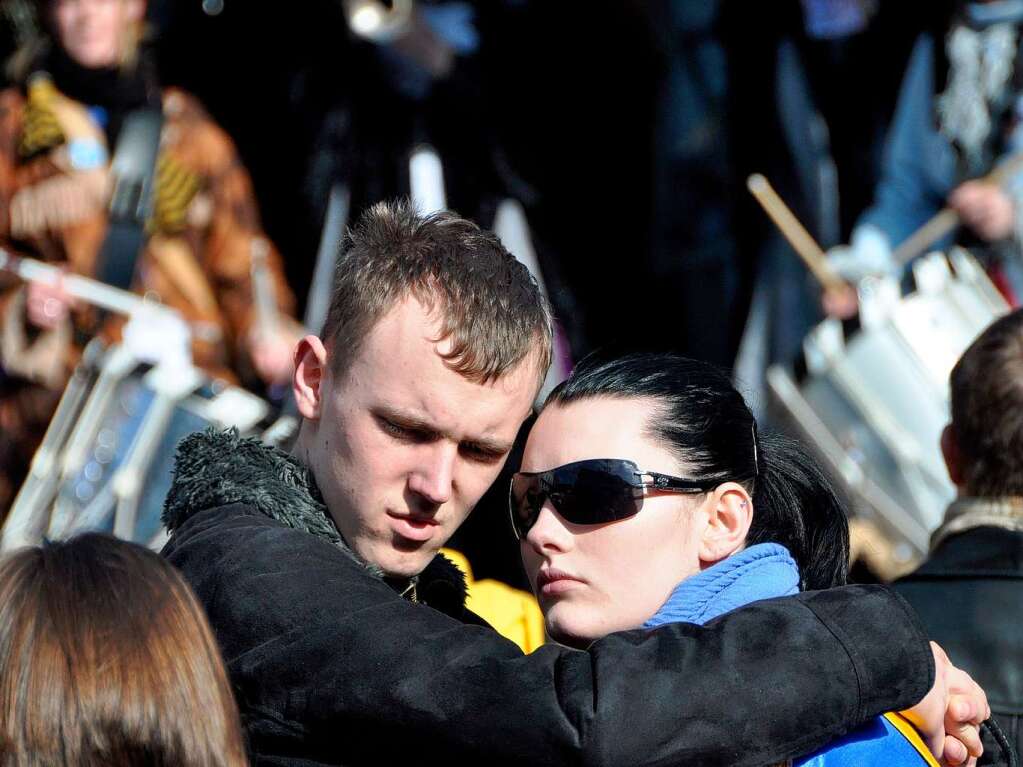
[162,430,934,767]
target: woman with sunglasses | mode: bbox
[511,352,983,766]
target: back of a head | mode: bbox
[0,534,245,767]
[546,352,849,590]
[950,307,1023,497]
[321,199,553,386]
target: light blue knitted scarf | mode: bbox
[643,542,800,628]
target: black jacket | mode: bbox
[162,430,934,767]
[895,526,1023,767]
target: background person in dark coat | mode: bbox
[896,307,1023,767]
[163,201,985,767]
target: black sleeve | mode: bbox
[165,508,933,767]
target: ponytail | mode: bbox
[748,432,849,590]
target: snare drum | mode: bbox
[1,341,294,551]
[768,249,1008,567]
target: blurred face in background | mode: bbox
[51,0,144,69]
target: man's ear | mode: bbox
[293,335,328,420]
[698,482,754,566]
[941,423,964,487]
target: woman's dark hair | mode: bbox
[544,352,849,590]
[0,533,247,766]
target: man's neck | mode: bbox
[291,421,314,467]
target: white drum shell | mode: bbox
[769,249,1009,561]
[1,345,280,552]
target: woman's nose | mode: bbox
[524,503,572,554]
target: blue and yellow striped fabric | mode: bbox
[796,712,939,766]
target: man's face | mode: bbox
[300,297,539,578]
[52,0,144,70]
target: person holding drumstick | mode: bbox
[0,0,300,513]
[823,1,1023,316]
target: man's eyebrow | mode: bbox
[462,435,514,456]
[374,406,513,454]
[373,406,440,433]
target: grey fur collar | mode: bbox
[162,428,378,574]
[162,429,469,614]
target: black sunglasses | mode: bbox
[508,458,717,539]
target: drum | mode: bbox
[1,341,295,552]
[768,249,1008,570]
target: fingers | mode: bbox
[939,733,981,767]
[948,180,990,210]
[946,720,983,760]
[949,182,990,218]
[964,208,1010,241]
[941,734,967,766]
[947,665,990,723]
[943,693,985,763]
[948,181,981,207]
[25,280,74,330]
[948,182,1014,240]
[940,660,987,765]
[27,278,72,305]
[900,642,951,757]
[821,284,859,319]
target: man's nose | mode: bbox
[407,444,456,506]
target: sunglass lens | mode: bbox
[558,464,639,524]
[509,460,644,538]
[509,475,543,538]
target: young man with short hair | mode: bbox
[896,308,1023,766]
[164,201,983,766]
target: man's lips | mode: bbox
[387,511,440,543]
[535,567,585,597]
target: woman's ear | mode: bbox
[698,482,754,565]
[293,335,328,420]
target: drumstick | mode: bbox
[746,174,846,292]
[892,150,1023,266]
[0,247,161,317]
[249,237,280,342]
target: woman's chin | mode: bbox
[545,610,600,649]
[545,602,658,648]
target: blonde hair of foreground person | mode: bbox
[0,533,246,766]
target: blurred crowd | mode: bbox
[46,0,931,362]
[1,0,1023,765]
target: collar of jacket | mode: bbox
[162,428,468,610]
[931,495,1023,550]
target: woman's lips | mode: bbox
[387,512,439,543]
[536,567,585,597]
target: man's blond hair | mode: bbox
[322,200,553,387]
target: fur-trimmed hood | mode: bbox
[163,427,352,553]
[162,428,468,610]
